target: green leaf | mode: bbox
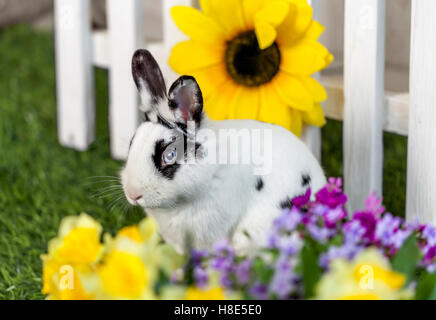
[301,240,323,298]
[252,257,274,283]
[329,234,343,247]
[391,235,421,283]
[415,272,436,300]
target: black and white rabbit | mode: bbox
[121,49,326,254]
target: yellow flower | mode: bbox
[315,248,410,300]
[169,0,333,136]
[98,251,152,299]
[138,215,160,245]
[42,257,94,300]
[185,286,226,300]
[118,225,143,242]
[41,213,103,299]
[49,213,103,264]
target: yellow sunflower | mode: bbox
[169,0,333,136]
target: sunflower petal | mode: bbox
[206,0,246,37]
[302,103,326,127]
[169,41,224,74]
[204,81,239,120]
[305,21,325,40]
[289,108,303,136]
[199,0,213,15]
[299,77,327,102]
[243,0,264,28]
[258,83,297,133]
[277,2,313,47]
[254,20,277,50]
[190,64,229,100]
[273,72,314,111]
[228,87,260,119]
[171,6,226,44]
[280,41,332,75]
[254,1,290,27]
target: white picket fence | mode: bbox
[54,0,436,224]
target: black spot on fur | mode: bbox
[255,178,264,191]
[143,112,151,122]
[301,174,311,187]
[279,197,293,210]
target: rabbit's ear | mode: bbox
[168,76,203,126]
[131,49,167,111]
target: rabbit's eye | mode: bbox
[162,147,177,165]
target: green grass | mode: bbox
[0,25,144,300]
[0,25,407,299]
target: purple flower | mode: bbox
[404,218,422,233]
[292,188,311,207]
[364,191,385,216]
[315,178,347,209]
[191,249,209,266]
[375,213,403,247]
[213,238,234,256]
[267,232,301,257]
[280,235,301,256]
[307,224,330,243]
[323,207,347,228]
[423,245,436,264]
[210,256,233,274]
[210,239,236,287]
[194,266,208,288]
[273,207,302,233]
[234,260,252,286]
[312,204,328,217]
[391,229,411,251]
[422,226,436,247]
[320,242,364,268]
[343,220,366,244]
[250,282,268,300]
[269,255,296,299]
[219,273,233,288]
[352,211,377,242]
[211,239,234,271]
[426,263,436,274]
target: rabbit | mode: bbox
[121,49,326,254]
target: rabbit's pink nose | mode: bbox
[132,194,142,201]
[125,187,143,203]
[127,192,142,201]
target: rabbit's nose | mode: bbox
[127,191,142,202]
[125,185,143,204]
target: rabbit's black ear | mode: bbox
[168,76,203,126]
[131,49,167,109]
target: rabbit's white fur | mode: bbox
[121,50,326,254]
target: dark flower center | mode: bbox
[225,31,281,87]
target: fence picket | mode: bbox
[406,0,436,224]
[343,0,385,212]
[107,0,144,159]
[159,0,194,84]
[54,0,94,150]
[302,0,322,161]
